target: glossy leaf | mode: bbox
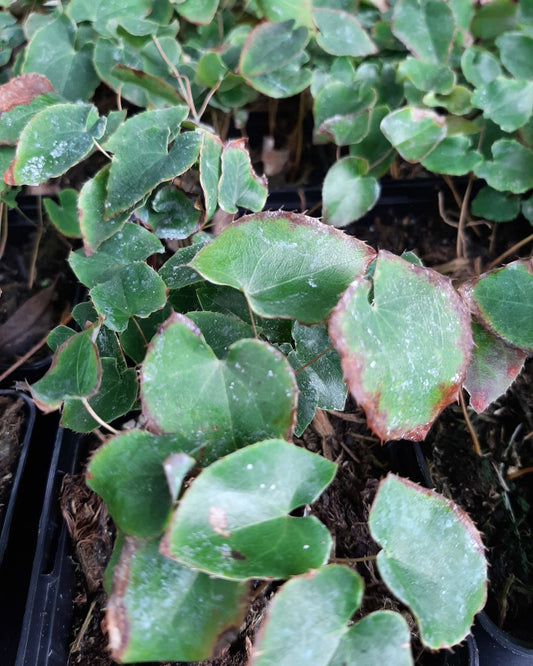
[141,313,297,463]
[43,188,81,238]
[191,211,376,323]
[78,166,130,255]
[369,474,487,649]
[173,0,219,24]
[186,311,255,358]
[119,305,173,364]
[329,251,472,441]
[88,430,196,535]
[103,108,201,216]
[9,103,105,185]
[159,232,211,289]
[31,325,101,412]
[471,186,521,222]
[163,439,336,579]
[239,21,311,97]
[380,107,447,162]
[62,358,137,432]
[421,136,482,176]
[464,323,527,413]
[0,92,61,146]
[90,262,168,332]
[461,47,502,88]
[423,85,472,115]
[106,536,248,663]
[471,77,533,133]
[474,139,533,193]
[218,139,268,213]
[314,81,376,146]
[392,0,455,64]
[252,566,412,666]
[137,186,201,240]
[69,222,164,288]
[497,31,533,79]
[322,157,380,226]
[22,13,99,101]
[312,8,377,57]
[399,58,455,94]
[459,260,533,352]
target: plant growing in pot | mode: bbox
[1,0,532,662]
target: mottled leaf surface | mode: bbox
[191,212,376,323]
[329,251,472,441]
[380,107,447,162]
[164,439,336,579]
[369,475,487,649]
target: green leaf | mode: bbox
[69,222,164,288]
[173,0,219,24]
[423,85,472,115]
[68,0,151,36]
[22,14,99,101]
[47,325,76,352]
[195,52,227,87]
[111,65,185,105]
[421,136,482,176]
[459,260,533,352]
[78,166,130,255]
[464,322,527,413]
[43,188,81,237]
[137,186,201,240]
[186,311,255,358]
[380,107,447,162]
[312,8,377,57]
[329,251,472,441]
[0,92,62,146]
[141,313,297,463]
[218,139,267,213]
[30,325,101,411]
[461,47,502,88]
[471,77,533,133]
[239,20,311,97]
[399,58,455,94]
[199,131,223,221]
[88,430,195,535]
[192,211,376,323]
[159,232,211,289]
[369,474,487,649]
[103,108,201,217]
[90,262,168,332]
[392,0,455,64]
[252,565,412,666]
[163,439,336,579]
[289,322,346,436]
[521,193,533,224]
[349,105,396,179]
[472,0,518,39]
[106,536,248,663]
[119,304,173,364]
[62,359,138,432]
[10,103,105,185]
[314,81,376,146]
[322,157,380,226]
[257,0,313,27]
[474,139,533,193]
[497,31,533,79]
[471,186,521,222]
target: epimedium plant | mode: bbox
[0,2,532,664]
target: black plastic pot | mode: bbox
[15,427,82,666]
[0,390,35,566]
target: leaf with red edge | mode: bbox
[464,322,527,413]
[0,73,54,112]
[329,251,472,441]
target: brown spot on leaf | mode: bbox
[209,506,232,537]
[0,74,54,112]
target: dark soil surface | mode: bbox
[0,394,24,519]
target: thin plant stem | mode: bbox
[507,466,533,480]
[27,195,43,289]
[443,174,464,211]
[456,172,474,258]
[368,146,395,173]
[132,317,148,348]
[246,299,258,339]
[294,344,334,374]
[485,233,533,271]
[459,388,482,456]
[331,555,378,564]
[92,138,112,160]
[152,36,198,119]
[81,397,119,435]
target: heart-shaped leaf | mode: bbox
[251,565,412,666]
[369,474,487,649]
[474,139,533,193]
[158,232,211,289]
[312,8,377,57]
[141,313,297,463]
[322,157,380,226]
[106,536,248,663]
[471,77,533,133]
[90,262,168,332]
[459,260,533,352]
[461,46,502,87]
[8,103,105,185]
[30,324,101,412]
[464,322,527,413]
[137,186,201,240]
[191,211,376,323]
[329,251,472,441]
[392,0,455,64]
[496,31,533,80]
[314,81,376,146]
[421,136,482,176]
[163,439,336,579]
[471,186,521,222]
[43,188,81,237]
[380,107,447,162]
[399,58,455,94]
[87,430,196,536]
[218,138,267,213]
[174,0,219,25]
